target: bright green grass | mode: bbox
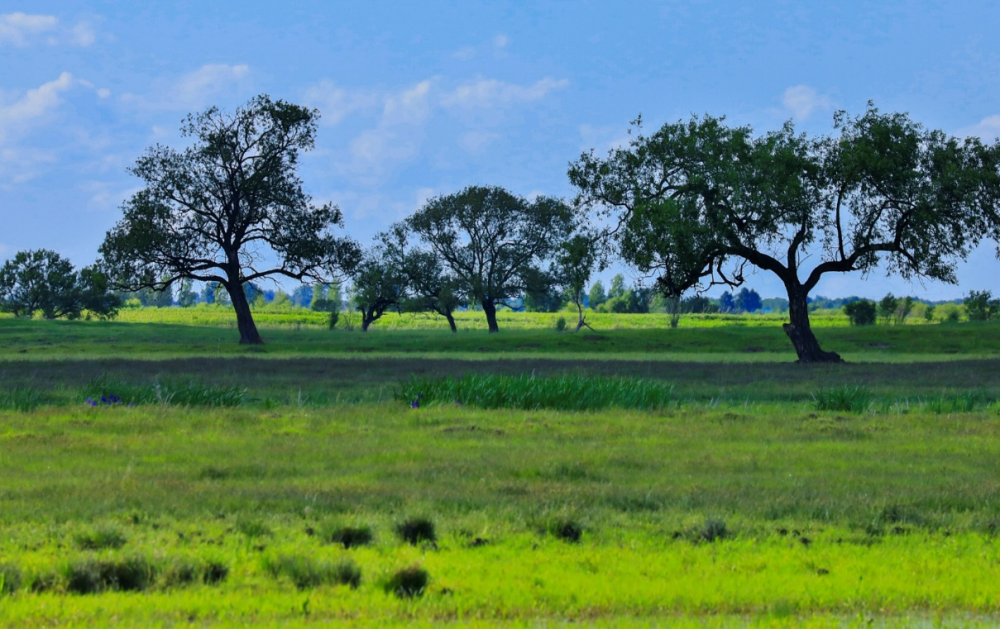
[2,403,1000,624]
[1,316,996,362]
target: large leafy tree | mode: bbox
[100,95,360,344]
[570,106,1000,362]
[349,244,409,332]
[406,185,574,332]
[555,233,599,331]
[0,249,119,319]
[380,225,464,333]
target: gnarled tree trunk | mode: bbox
[482,299,499,333]
[784,286,842,363]
[444,311,457,333]
[228,281,264,345]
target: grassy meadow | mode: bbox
[1,308,1000,626]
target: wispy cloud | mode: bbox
[0,72,77,144]
[302,80,380,125]
[780,85,832,121]
[121,64,252,112]
[442,77,569,109]
[0,12,95,47]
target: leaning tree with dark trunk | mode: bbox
[406,186,574,333]
[569,106,1000,362]
[100,95,360,344]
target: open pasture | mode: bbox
[2,313,1000,626]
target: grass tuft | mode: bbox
[548,519,584,543]
[0,563,22,595]
[263,554,361,590]
[74,525,127,550]
[0,386,46,412]
[697,517,730,543]
[83,375,244,407]
[395,517,436,545]
[321,523,374,549]
[64,555,156,594]
[812,386,873,413]
[398,374,674,411]
[384,565,429,598]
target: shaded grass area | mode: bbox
[2,356,999,409]
[2,317,998,361]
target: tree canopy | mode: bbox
[570,105,1000,362]
[0,249,119,320]
[99,94,360,344]
[406,185,575,332]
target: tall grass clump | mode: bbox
[0,563,22,595]
[64,556,156,594]
[384,565,429,598]
[398,374,674,411]
[319,522,374,549]
[74,524,127,550]
[0,386,45,412]
[263,554,361,590]
[920,392,995,414]
[812,385,873,413]
[83,375,244,407]
[395,517,436,545]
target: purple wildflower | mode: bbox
[411,400,420,409]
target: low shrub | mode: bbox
[395,517,436,545]
[64,556,156,594]
[555,316,567,332]
[698,517,729,543]
[550,519,583,543]
[322,523,374,549]
[384,565,429,598]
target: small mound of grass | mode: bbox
[812,386,872,413]
[263,554,361,590]
[161,557,229,588]
[384,565,429,598]
[64,556,156,594]
[0,563,22,595]
[235,517,272,539]
[0,386,46,412]
[697,517,730,543]
[548,519,584,543]
[321,523,374,549]
[395,517,436,545]
[398,374,674,411]
[74,525,127,550]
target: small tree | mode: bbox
[556,233,599,331]
[406,185,574,333]
[350,246,408,332]
[587,280,607,310]
[608,274,626,299]
[719,292,736,313]
[735,288,762,313]
[894,296,915,324]
[0,249,119,319]
[99,95,360,344]
[570,106,999,362]
[877,293,898,325]
[965,290,999,321]
[843,300,876,326]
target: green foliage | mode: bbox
[548,518,584,543]
[406,185,575,331]
[587,280,607,309]
[395,517,436,545]
[964,290,999,321]
[384,565,429,598]
[99,94,360,344]
[696,518,729,543]
[878,293,899,325]
[555,316,567,332]
[843,300,876,326]
[0,250,119,320]
[0,563,21,595]
[399,374,674,411]
[263,554,361,590]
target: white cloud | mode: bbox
[0,13,95,47]
[121,64,251,112]
[0,72,76,144]
[83,180,142,212]
[493,34,509,49]
[442,77,569,109]
[958,114,1000,141]
[382,80,433,125]
[302,80,379,125]
[780,85,832,121]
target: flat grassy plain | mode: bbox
[2,310,1000,626]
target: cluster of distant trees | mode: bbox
[4,95,1000,362]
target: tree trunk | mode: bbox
[445,311,457,333]
[228,282,264,345]
[361,310,373,332]
[482,299,499,333]
[783,287,842,363]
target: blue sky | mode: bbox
[3,1,1000,300]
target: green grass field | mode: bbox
[1,310,999,626]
